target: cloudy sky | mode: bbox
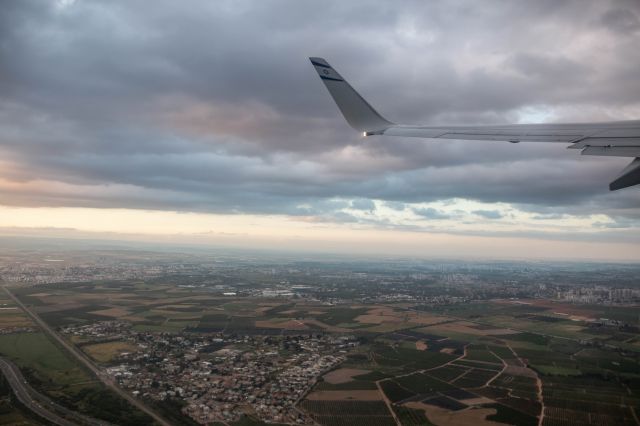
[1,0,639,260]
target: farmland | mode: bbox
[300,400,397,426]
[82,341,140,363]
[298,297,639,426]
[0,293,33,330]
[0,332,93,386]
[1,261,638,426]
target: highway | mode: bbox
[0,356,77,425]
[0,356,120,426]
[3,286,173,426]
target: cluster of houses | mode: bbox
[63,321,357,424]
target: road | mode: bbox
[0,356,77,425]
[1,356,119,426]
[3,286,173,426]
[375,380,400,426]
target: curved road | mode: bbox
[0,356,118,426]
[0,356,77,425]
[3,286,173,426]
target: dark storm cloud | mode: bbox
[600,7,640,34]
[1,0,639,229]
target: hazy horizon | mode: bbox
[2,226,639,264]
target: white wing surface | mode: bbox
[309,57,640,190]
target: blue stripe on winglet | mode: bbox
[320,75,344,82]
[311,60,332,69]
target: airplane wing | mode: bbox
[309,57,640,190]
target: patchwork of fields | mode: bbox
[2,281,638,425]
[301,301,639,426]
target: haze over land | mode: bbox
[1,242,639,425]
[1,0,640,259]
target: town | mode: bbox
[61,321,353,424]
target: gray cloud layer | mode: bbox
[1,0,639,226]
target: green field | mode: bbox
[464,345,503,364]
[8,281,639,426]
[318,307,369,326]
[0,332,153,425]
[0,332,91,386]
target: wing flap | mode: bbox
[568,138,640,149]
[581,146,640,157]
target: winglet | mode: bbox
[309,57,394,133]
